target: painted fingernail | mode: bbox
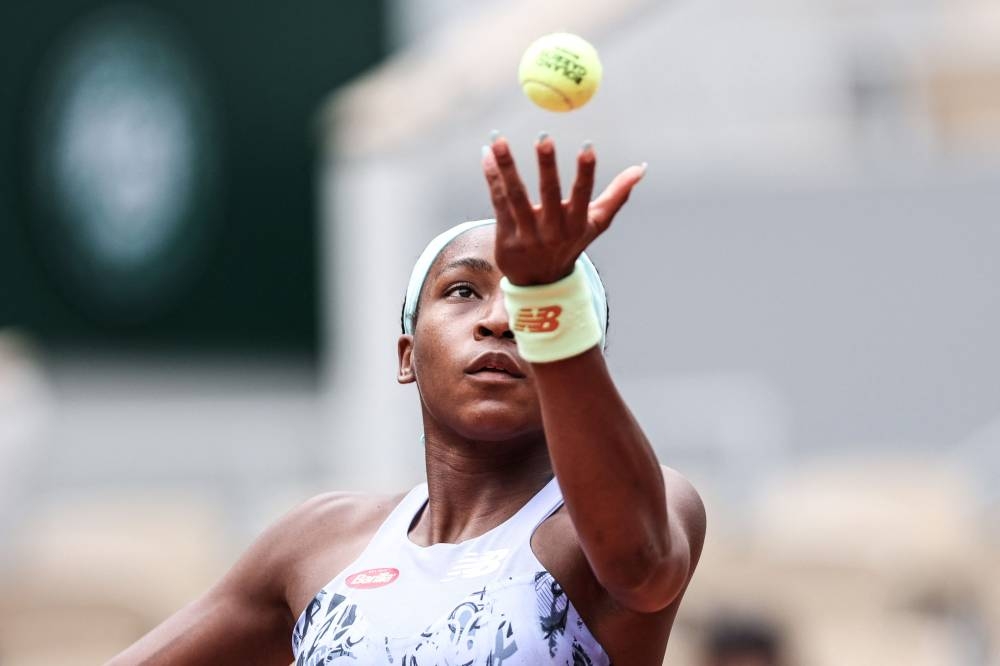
[482,145,491,158]
[537,130,549,143]
[639,161,648,178]
[490,129,501,144]
[581,140,593,153]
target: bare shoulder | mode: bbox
[231,490,399,579]
[660,464,707,563]
[273,489,404,556]
[278,489,406,623]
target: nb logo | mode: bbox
[514,306,562,333]
[441,549,511,581]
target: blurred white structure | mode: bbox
[0,332,52,552]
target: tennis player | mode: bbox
[109,134,706,665]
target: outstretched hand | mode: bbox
[483,134,645,286]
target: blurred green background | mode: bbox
[0,1,385,358]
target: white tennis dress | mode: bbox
[291,475,611,665]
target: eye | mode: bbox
[445,283,478,299]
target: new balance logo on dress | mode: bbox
[514,306,561,332]
[440,549,511,581]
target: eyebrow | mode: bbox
[436,256,496,277]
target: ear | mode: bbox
[397,334,416,384]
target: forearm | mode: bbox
[107,592,292,666]
[531,347,686,606]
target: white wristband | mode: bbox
[500,260,603,363]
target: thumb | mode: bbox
[587,163,646,234]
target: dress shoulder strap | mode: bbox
[502,475,565,543]
[362,482,429,550]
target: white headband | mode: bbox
[402,219,608,348]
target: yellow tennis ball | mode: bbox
[518,33,602,112]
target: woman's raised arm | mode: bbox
[483,134,706,614]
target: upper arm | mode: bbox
[649,466,706,608]
[106,494,345,666]
[664,465,707,579]
[603,466,707,614]
[537,465,706,618]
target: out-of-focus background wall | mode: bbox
[1,0,999,664]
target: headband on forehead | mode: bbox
[401,219,608,348]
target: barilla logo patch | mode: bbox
[345,567,399,589]
[514,305,562,333]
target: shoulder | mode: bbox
[274,490,404,552]
[211,489,406,611]
[273,489,409,623]
[660,465,707,562]
[261,489,406,583]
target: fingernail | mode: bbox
[490,129,501,144]
[537,130,549,143]
[581,140,593,153]
[481,145,491,158]
[639,161,648,178]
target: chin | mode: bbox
[453,402,541,442]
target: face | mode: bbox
[397,226,543,442]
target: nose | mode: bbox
[475,291,514,340]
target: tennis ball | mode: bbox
[518,33,602,112]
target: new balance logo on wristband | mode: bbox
[514,305,562,332]
[500,264,601,362]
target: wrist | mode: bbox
[503,263,576,288]
[500,260,603,363]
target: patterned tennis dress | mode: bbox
[291,476,611,665]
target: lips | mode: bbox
[465,351,526,378]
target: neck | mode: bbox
[410,417,553,546]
